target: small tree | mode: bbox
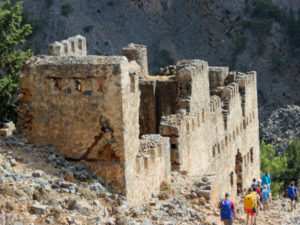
[284,139,300,185]
[0,1,33,123]
[260,140,287,198]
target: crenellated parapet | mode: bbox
[209,95,221,113]
[48,35,87,56]
[176,59,209,114]
[123,43,148,77]
[137,135,170,174]
[208,67,229,89]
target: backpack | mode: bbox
[221,200,233,220]
[244,194,255,210]
[262,189,269,200]
[288,186,296,199]
[256,186,262,196]
[252,192,258,207]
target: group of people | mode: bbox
[219,170,299,225]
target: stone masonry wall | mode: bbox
[19,40,259,208]
[159,60,260,205]
[19,47,171,206]
[19,56,132,194]
[139,76,177,135]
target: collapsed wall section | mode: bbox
[139,76,177,135]
[127,135,171,206]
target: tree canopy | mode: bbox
[0,1,32,123]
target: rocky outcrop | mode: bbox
[260,105,300,153]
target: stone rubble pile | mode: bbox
[260,105,300,153]
[0,135,299,225]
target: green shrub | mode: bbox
[257,41,266,55]
[270,54,282,70]
[61,3,74,17]
[260,140,287,197]
[284,139,300,185]
[159,49,175,65]
[83,25,93,33]
[45,0,54,7]
[242,19,272,34]
[285,10,300,48]
[95,50,102,55]
[260,139,300,197]
[21,11,45,33]
[235,36,247,54]
[252,0,282,22]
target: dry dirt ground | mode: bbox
[0,136,299,225]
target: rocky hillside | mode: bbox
[260,105,300,153]
[7,0,300,147]
[1,136,300,225]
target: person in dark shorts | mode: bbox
[288,181,298,211]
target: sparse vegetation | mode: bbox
[252,0,282,22]
[235,35,247,54]
[21,11,45,33]
[83,25,93,33]
[95,50,102,55]
[270,54,283,70]
[243,0,300,48]
[160,49,175,65]
[108,1,114,6]
[44,0,54,8]
[285,10,300,48]
[61,3,74,17]
[242,19,272,34]
[257,41,266,55]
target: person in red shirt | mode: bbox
[219,192,236,225]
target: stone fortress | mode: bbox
[18,35,260,207]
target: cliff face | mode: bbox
[9,0,300,142]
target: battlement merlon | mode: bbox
[208,67,229,89]
[176,59,210,115]
[236,71,256,88]
[123,43,148,78]
[48,35,87,56]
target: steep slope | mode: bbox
[6,0,300,144]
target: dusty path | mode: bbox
[206,197,300,225]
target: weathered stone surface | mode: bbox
[19,39,259,208]
[0,121,16,136]
[30,204,47,214]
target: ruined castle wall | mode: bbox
[139,77,177,135]
[139,80,157,134]
[48,35,87,56]
[19,56,133,194]
[176,60,210,114]
[19,54,171,206]
[160,65,260,204]
[128,135,171,206]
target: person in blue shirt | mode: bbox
[261,170,271,193]
[262,185,271,211]
[288,181,298,211]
